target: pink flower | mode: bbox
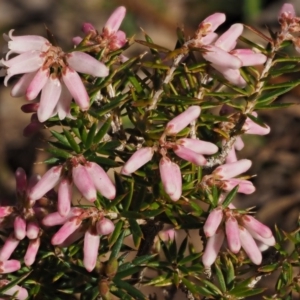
[96,218,115,235]
[0,260,21,274]
[83,229,100,272]
[0,279,28,300]
[1,30,109,122]
[213,159,252,180]
[203,207,223,237]
[73,6,127,52]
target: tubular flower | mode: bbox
[202,204,275,268]
[1,30,109,122]
[73,6,127,53]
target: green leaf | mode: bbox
[262,79,300,90]
[63,129,81,154]
[135,39,170,52]
[113,278,146,300]
[47,147,72,159]
[230,287,266,298]
[132,254,157,266]
[214,261,226,293]
[258,262,279,272]
[177,236,188,261]
[93,117,112,144]
[181,278,212,297]
[255,102,294,110]
[222,185,239,208]
[89,156,119,167]
[50,130,71,148]
[108,220,124,247]
[178,253,201,266]
[85,123,97,149]
[257,86,297,105]
[128,218,143,248]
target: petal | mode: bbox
[62,67,90,110]
[202,229,225,268]
[56,82,73,120]
[114,30,127,48]
[166,106,201,135]
[11,71,37,97]
[83,229,100,272]
[24,238,40,266]
[203,207,223,237]
[26,68,49,100]
[85,162,116,200]
[14,216,27,240]
[58,178,73,217]
[212,64,246,87]
[173,145,207,166]
[104,6,126,33]
[0,260,21,274]
[200,13,226,33]
[121,147,154,175]
[201,32,218,45]
[225,146,238,164]
[37,75,62,122]
[234,136,245,150]
[215,24,244,52]
[0,233,20,261]
[225,217,241,253]
[223,178,256,194]
[239,227,262,265]
[177,138,218,155]
[26,221,40,239]
[82,22,96,34]
[159,157,182,201]
[242,215,273,239]
[72,164,97,202]
[96,218,115,235]
[279,3,296,20]
[231,49,267,66]
[42,208,83,226]
[67,51,109,77]
[243,115,270,135]
[28,165,62,202]
[203,46,242,69]
[213,159,252,180]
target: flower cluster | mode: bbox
[202,204,275,267]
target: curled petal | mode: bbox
[239,227,262,265]
[51,217,82,245]
[29,165,62,202]
[203,207,223,237]
[67,51,109,77]
[72,164,97,202]
[177,138,218,155]
[202,229,225,268]
[37,75,62,122]
[1,51,44,86]
[58,178,73,217]
[121,147,154,175]
[24,238,40,266]
[105,6,126,33]
[85,162,116,200]
[215,23,244,52]
[173,145,207,166]
[159,157,182,201]
[225,217,241,253]
[166,106,201,135]
[213,159,252,180]
[203,46,242,69]
[83,229,100,272]
[62,67,90,110]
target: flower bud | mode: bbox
[83,229,100,272]
[96,218,115,235]
[279,3,296,20]
[121,147,154,175]
[222,178,255,194]
[213,159,252,180]
[0,260,21,274]
[203,207,223,237]
[105,257,119,279]
[24,238,40,266]
[241,215,273,239]
[173,145,207,166]
[199,13,226,33]
[165,106,201,135]
[58,178,72,217]
[225,217,241,253]
[26,221,40,239]
[177,138,218,155]
[42,207,83,226]
[0,233,20,261]
[14,216,27,240]
[159,157,182,201]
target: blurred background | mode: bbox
[0,0,300,298]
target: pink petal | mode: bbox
[104,6,126,33]
[1,51,44,86]
[96,218,115,235]
[166,106,201,135]
[173,145,207,166]
[24,238,40,266]
[26,221,40,239]
[222,178,256,194]
[51,217,82,245]
[159,157,182,201]
[212,64,246,87]
[121,147,154,175]
[225,146,238,164]
[42,207,83,226]
[82,22,96,34]
[215,24,244,52]
[58,178,73,217]
[242,215,273,239]
[0,206,13,218]
[72,36,83,45]
[239,227,262,265]
[85,162,116,200]
[14,216,27,240]
[26,68,49,101]
[0,233,20,261]
[83,229,100,272]
[72,164,97,202]
[58,226,85,247]
[203,45,242,69]
[243,116,270,135]
[203,207,223,237]
[200,13,226,33]
[225,217,241,253]
[231,49,267,66]
[213,159,252,180]
[29,165,62,202]
[62,67,90,110]
[0,260,21,274]
[37,75,62,122]
[11,71,36,97]
[114,30,127,48]
[279,3,296,20]
[202,229,225,268]
[201,32,218,45]
[56,83,73,120]
[234,136,245,151]
[67,51,109,77]
[177,138,218,155]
